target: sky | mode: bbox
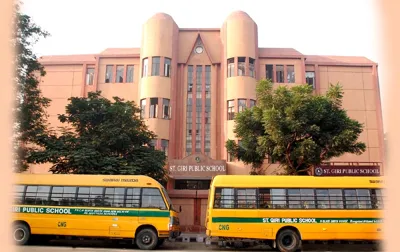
[20,0,387,129]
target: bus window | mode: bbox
[356,189,372,209]
[271,189,286,209]
[236,189,256,209]
[141,188,167,210]
[13,185,25,204]
[258,188,272,209]
[344,189,358,209]
[316,189,329,209]
[371,189,384,209]
[213,188,235,209]
[329,189,344,209]
[25,185,51,205]
[300,189,315,209]
[126,188,141,208]
[104,187,125,207]
[76,187,104,207]
[288,189,301,209]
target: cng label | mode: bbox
[58,221,67,228]
[219,224,229,230]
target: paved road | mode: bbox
[15,240,381,252]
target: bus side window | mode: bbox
[344,189,358,209]
[316,189,329,209]
[104,187,125,208]
[356,189,372,209]
[13,185,26,204]
[213,188,222,208]
[141,188,167,210]
[126,188,141,208]
[371,189,383,209]
[258,188,271,209]
[236,188,256,209]
[271,189,287,209]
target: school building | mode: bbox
[31,11,384,233]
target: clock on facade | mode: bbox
[195,46,203,54]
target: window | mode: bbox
[205,65,211,92]
[76,187,104,207]
[287,189,316,209]
[161,139,169,157]
[271,189,287,208]
[142,58,148,77]
[149,98,158,118]
[259,188,272,208]
[276,65,284,83]
[149,139,157,149]
[49,186,77,206]
[126,65,134,83]
[356,189,372,209]
[227,58,234,77]
[116,65,124,83]
[306,71,315,88]
[86,67,95,85]
[125,188,141,208]
[152,56,160,76]
[227,100,235,120]
[174,180,211,190]
[287,65,295,83]
[266,64,273,81]
[344,189,358,209]
[24,185,51,205]
[140,99,146,119]
[214,188,235,209]
[249,58,255,77]
[104,187,125,207]
[196,65,202,90]
[105,65,113,83]
[141,188,167,210]
[164,58,171,77]
[13,185,25,204]
[238,99,246,113]
[238,57,245,76]
[372,189,384,209]
[237,188,257,209]
[188,65,193,92]
[249,99,256,108]
[162,98,171,119]
[316,189,344,209]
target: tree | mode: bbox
[29,91,167,182]
[226,79,366,175]
[12,2,51,172]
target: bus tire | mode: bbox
[12,223,30,246]
[276,229,301,252]
[135,228,158,250]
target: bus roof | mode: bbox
[210,175,384,188]
[14,174,163,188]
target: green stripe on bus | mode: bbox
[12,206,170,217]
[212,217,383,224]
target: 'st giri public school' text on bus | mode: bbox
[12,174,180,250]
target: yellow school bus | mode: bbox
[205,175,384,252]
[11,174,180,250]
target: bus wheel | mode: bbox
[135,228,158,250]
[12,223,30,246]
[276,229,301,252]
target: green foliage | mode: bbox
[29,92,168,183]
[226,79,366,175]
[12,2,51,172]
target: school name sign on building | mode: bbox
[168,154,227,178]
[314,165,381,177]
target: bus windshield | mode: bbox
[162,187,175,212]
